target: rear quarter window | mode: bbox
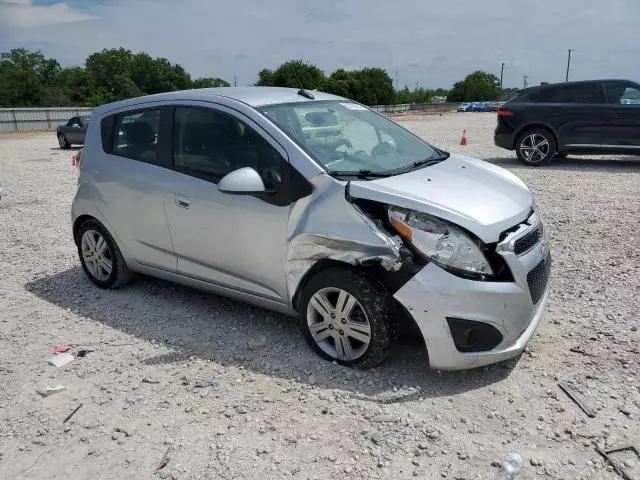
[101,115,115,153]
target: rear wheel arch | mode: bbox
[515,127,558,166]
[76,218,134,289]
[73,215,96,244]
[73,215,127,258]
[513,124,558,150]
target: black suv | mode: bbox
[494,79,640,166]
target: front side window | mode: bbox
[173,107,285,188]
[604,84,640,105]
[112,109,161,164]
[258,101,444,176]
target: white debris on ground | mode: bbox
[0,113,638,479]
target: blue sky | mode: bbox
[1,0,639,89]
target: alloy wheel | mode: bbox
[519,133,550,163]
[306,287,372,361]
[81,229,113,282]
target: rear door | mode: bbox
[95,107,177,271]
[528,84,606,149]
[601,82,640,148]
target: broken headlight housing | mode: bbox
[388,207,493,277]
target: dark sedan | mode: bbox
[57,115,90,149]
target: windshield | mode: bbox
[258,101,443,176]
[81,115,91,125]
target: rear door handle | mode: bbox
[174,194,191,209]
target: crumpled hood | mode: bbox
[348,155,532,243]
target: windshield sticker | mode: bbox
[340,102,368,111]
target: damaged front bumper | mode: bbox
[394,216,551,371]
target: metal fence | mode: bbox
[371,102,460,113]
[0,102,461,132]
[0,107,93,132]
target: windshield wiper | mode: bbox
[384,152,450,175]
[328,169,392,178]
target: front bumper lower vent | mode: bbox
[527,254,551,304]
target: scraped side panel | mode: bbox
[285,175,402,305]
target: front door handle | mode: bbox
[174,194,191,209]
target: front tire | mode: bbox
[76,219,134,289]
[299,267,398,369]
[58,133,70,149]
[516,129,556,166]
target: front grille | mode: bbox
[514,224,542,255]
[527,255,551,304]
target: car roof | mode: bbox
[94,87,346,115]
[520,79,636,95]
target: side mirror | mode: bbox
[218,167,266,194]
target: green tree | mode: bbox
[0,48,61,106]
[192,77,230,88]
[353,68,395,105]
[324,67,395,105]
[84,48,194,104]
[255,60,325,89]
[55,67,91,105]
[256,68,275,86]
[447,71,501,102]
[500,87,519,101]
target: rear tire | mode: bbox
[516,129,556,166]
[58,133,70,149]
[299,267,398,369]
[76,219,134,289]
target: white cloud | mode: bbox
[0,0,97,28]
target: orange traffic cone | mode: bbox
[460,129,468,146]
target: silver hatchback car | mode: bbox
[72,87,551,370]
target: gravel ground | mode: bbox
[1,112,639,480]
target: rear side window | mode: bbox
[111,110,161,164]
[529,84,603,103]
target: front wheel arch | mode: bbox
[292,259,355,312]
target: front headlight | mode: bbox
[388,207,493,276]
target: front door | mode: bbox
[164,105,293,304]
[601,82,640,148]
[67,117,84,143]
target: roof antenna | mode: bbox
[288,62,315,100]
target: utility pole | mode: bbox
[394,69,399,90]
[233,75,237,87]
[500,62,506,91]
[565,49,574,82]
[523,75,528,89]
